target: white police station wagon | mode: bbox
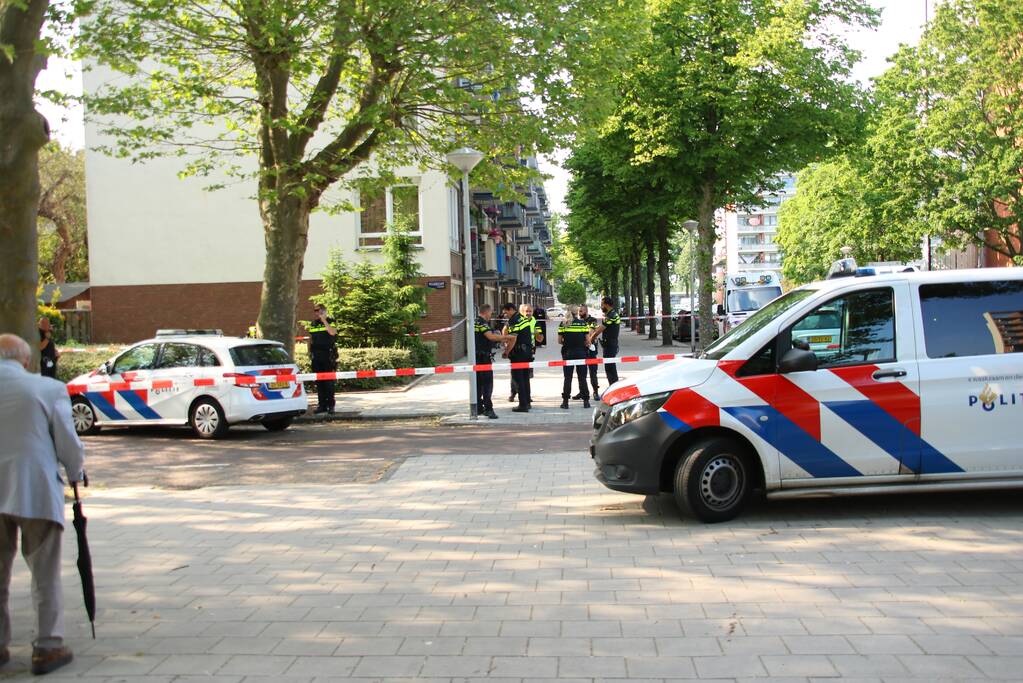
[68,331,307,439]
[592,264,1023,522]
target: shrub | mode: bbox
[57,351,115,384]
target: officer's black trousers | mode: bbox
[602,342,620,387]
[311,351,336,411]
[562,349,589,400]
[586,348,600,393]
[476,367,494,413]
[509,353,531,408]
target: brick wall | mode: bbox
[91,276,462,363]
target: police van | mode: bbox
[591,265,1023,522]
[68,331,307,439]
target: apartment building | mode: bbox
[722,174,796,275]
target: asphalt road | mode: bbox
[80,420,594,490]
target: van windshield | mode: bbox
[702,289,817,360]
[727,286,783,313]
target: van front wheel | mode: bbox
[674,437,751,523]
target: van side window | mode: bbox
[920,281,1023,358]
[791,288,896,368]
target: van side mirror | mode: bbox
[779,347,818,373]
[716,304,725,316]
[100,361,111,375]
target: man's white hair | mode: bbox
[0,334,31,364]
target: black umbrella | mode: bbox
[71,476,96,638]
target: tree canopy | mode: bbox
[868,0,1023,263]
[75,0,642,352]
[777,154,925,284]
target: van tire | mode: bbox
[189,398,229,439]
[674,436,751,523]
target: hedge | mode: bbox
[57,351,116,383]
[295,342,435,391]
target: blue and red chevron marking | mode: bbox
[650,361,962,478]
[83,389,161,420]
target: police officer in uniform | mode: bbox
[307,304,338,414]
[475,305,516,419]
[575,304,600,400]
[37,318,59,379]
[534,306,548,348]
[588,296,621,389]
[500,302,520,402]
[507,303,543,413]
[558,306,591,409]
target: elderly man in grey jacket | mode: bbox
[0,334,85,676]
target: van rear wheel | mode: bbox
[674,437,751,523]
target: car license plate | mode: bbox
[270,381,289,390]
[809,335,832,343]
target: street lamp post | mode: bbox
[447,147,485,418]
[682,220,699,354]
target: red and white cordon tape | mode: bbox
[293,319,466,342]
[65,353,690,394]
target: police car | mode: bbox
[68,330,307,439]
[591,264,1023,522]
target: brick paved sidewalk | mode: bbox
[4,452,1022,681]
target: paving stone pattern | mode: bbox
[3,452,1023,681]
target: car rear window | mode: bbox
[229,344,292,366]
[920,280,1023,358]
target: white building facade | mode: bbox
[82,86,552,362]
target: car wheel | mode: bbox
[674,437,752,523]
[262,416,293,432]
[70,396,100,435]
[189,398,229,439]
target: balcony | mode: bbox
[513,225,534,244]
[497,201,526,229]
[738,242,779,253]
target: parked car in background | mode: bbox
[546,307,565,319]
[67,330,307,439]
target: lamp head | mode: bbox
[446,147,484,174]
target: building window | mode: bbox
[449,186,461,252]
[451,283,464,316]
[358,183,422,248]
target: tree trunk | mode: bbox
[696,184,718,349]
[645,237,657,339]
[622,259,632,329]
[50,216,72,283]
[0,0,50,367]
[657,220,673,347]
[633,249,645,335]
[257,194,311,357]
[610,267,619,309]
